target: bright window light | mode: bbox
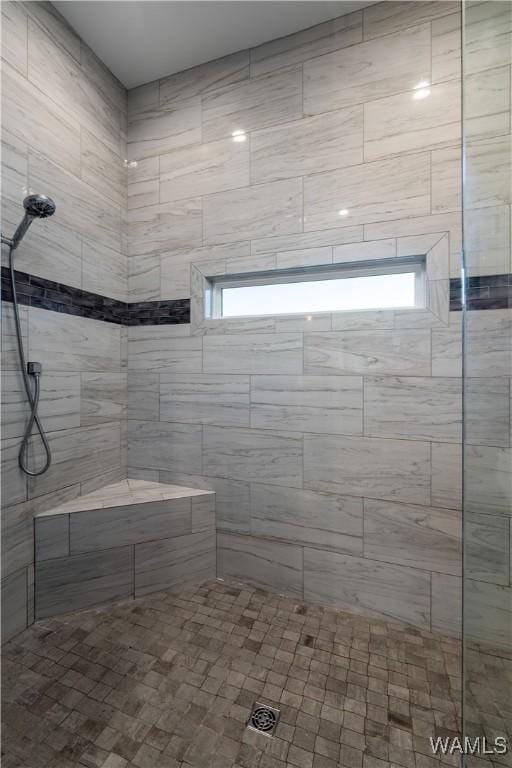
[208,259,425,319]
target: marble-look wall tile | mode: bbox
[160,471,250,533]
[304,548,431,629]
[80,42,126,114]
[364,499,461,576]
[363,1,458,40]
[250,12,362,76]
[135,531,215,596]
[465,310,511,377]
[203,426,303,487]
[128,372,160,421]
[160,50,250,104]
[2,436,27,508]
[250,107,363,184]
[431,442,462,511]
[2,500,33,577]
[34,515,69,561]
[217,532,303,596]
[35,545,134,619]
[304,24,430,114]
[465,579,512,651]
[465,136,512,210]
[128,325,201,373]
[303,153,430,230]
[364,376,462,443]
[161,373,250,426]
[432,318,462,377]
[464,66,510,141]
[304,433,431,505]
[69,498,192,553]
[304,329,430,376]
[203,178,302,244]
[1,567,28,642]
[128,253,160,302]
[203,333,302,374]
[160,137,250,203]
[431,145,462,214]
[80,127,126,208]
[463,0,512,75]
[250,374,363,435]
[465,512,510,586]
[82,238,128,303]
[431,573,461,637]
[2,64,81,177]
[2,370,80,439]
[28,308,121,371]
[251,225,363,256]
[464,204,510,275]
[251,483,362,554]
[2,1,28,76]
[127,96,201,161]
[192,494,216,533]
[431,13,461,84]
[128,420,202,474]
[127,156,159,210]
[465,378,510,448]
[27,423,122,499]
[80,372,127,426]
[128,198,202,256]
[364,81,460,161]
[202,66,302,142]
[24,1,80,63]
[333,238,396,264]
[465,444,512,516]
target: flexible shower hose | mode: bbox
[8,246,52,475]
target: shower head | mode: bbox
[10,194,56,250]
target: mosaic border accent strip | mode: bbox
[2,268,510,324]
[1,267,190,325]
[450,273,511,311]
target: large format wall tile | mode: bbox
[304,329,430,376]
[431,442,462,511]
[250,374,363,435]
[250,12,362,76]
[203,426,303,487]
[135,531,215,596]
[465,444,512,516]
[128,326,202,373]
[304,548,431,629]
[217,532,303,595]
[303,154,430,230]
[251,483,362,554]
[364,81,460,160]
[303,24,430,114]
[203,178,302,244]
[2,371,80,440]
[364,499,461,575]
[2,501,34,577]
[364,377,462,443]
[35,546,134,619]
[363,1,459,40]
[69,498,192,553]
[160,50,250,103]
[128,198,202,256]
[127,96,201,161]
[250,108,363,183]
[203,333,302,374]
[160,373,250,426]
[128,420,202,474]
[304,433,431,505]
[80,372,127,426]
[431,573,462,637]
[1,567,28,642]
[160,137,250,202]
[35,515,69,561]
[1,1,28,77]
[202,66,302,141]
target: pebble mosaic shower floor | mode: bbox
[1,580,462,768]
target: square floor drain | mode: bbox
[247,702,280,736]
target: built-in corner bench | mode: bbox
[34,479,216,620]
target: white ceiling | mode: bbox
[54,1,374,90]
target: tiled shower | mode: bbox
[1,1,510,767]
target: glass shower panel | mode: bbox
[462,1,512,765]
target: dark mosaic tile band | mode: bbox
[450,273,511,311]
[2,268,510,324]
[1,267,190,325]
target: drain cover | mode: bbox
[248,703,280,736]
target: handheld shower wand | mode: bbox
[2,194,57,476]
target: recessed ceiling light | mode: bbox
[232,129,247,142]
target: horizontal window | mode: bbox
[207,258,425,319]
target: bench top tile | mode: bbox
[35,479,214,517]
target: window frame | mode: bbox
[207,256,426,320]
